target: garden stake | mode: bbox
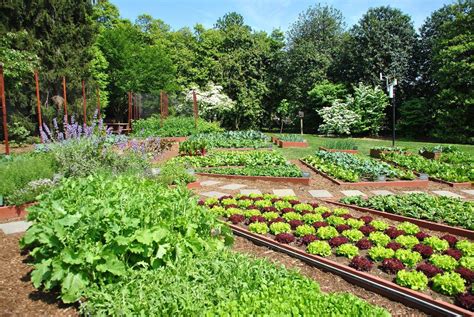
[34,70,43,143]
[82,80,87,126]
[0,64,9,155]
[62,76,68,124]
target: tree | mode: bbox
[308,80,347,110]
[317,100,360,135]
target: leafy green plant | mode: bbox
[275,200,292,210]
[368,246,395,261]
[424,236,450,252]
[395,249,422,267]
[133,116,222,137]
[432,272,466,296]
[269,222,292,235]
[368,232,391,247]
[326,215,346,226]
[346,218,364,229]
[395,235,419,249]
[316,226,339,240]
[336,244,359,259]
[430,254,458,271]
[459,257,474,271]
[396,270,428,291]
[249,222,269,234]
[189,130,269,149]
[294,203,313,212]
[263,212,280,221]
[370,220,390,231]
[302,213,323,224]
[283,212,302,222]
[179,139,208,156]
[333,208,350,216]
[278,134,305,142]
[456,240,474,257]
[244,209,261,218]
[342,229,364,242]
[295,224,316,237]
[322,139,358,150]
[307,241,332,257]
[396,222,420,235]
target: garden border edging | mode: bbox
[196,172,310,185]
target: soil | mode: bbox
[233,236,426,317]
[0,232,78,316]
[0,144,34,155]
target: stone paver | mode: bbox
[200,180,222,187]
[308,190,333,198]
[461,190,474,196]
[432,190,464,199]
[371,190,394,196]
[340,190,366,197]
[0,221,31,235]
[220,183,247,190]
[273,189,296,197]
[402,191,424,194]
[240,189,262,195]
[200,191,228,198]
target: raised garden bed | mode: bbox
[420,151,442,160]
[319,146,358,154]
[196,172,310,185]
[186,181,201,189]
[370,147,407,158]
[278,140,308,148]
[161,136,188,143]
[201,194,474,315]
[0,203,32,220]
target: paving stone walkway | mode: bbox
[0,221,31,235]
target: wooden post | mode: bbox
[82,80,87,126]
[96,88,101,119]
[192,90,198,128]
[34,70,43,143]
[62,76,68,124]
[0,64,9,155]
[128,91,132,131]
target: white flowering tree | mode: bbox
[317,100,360,135]
[184,82,236,121]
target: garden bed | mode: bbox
[196,172,311,185]
[202,194,474,315]
[0,203,31,220]
[319,146,359,154]
[300,159,428,188]
[278,140,308,148]
[161,136,188,143]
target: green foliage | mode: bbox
[283,212,303,222]
[308,80,348,110]
[395,249,422,267]
[317,100,360,135]
[322,139,358,150]
[370,220,390,231]
[432,272,466,296]
[295,224,316,237]
[342,229,364,242]
[133,116,222,137]
[156,161,196,185]
[368,246,395,261]
[396,270,428,291]
[200,165,302,177]
[294,203,313,212]
[189,130,269,149]
[459,257,474,271]
[0,153,58,205]
[340,193,474,230]
[269,222,292,235]
[368,232,391,247]
[278,134,305,142]
[456,240,474,257]
[179,139,208,156]
[336,244,359,259]
[307,241,332,257]
[430,254,458,271]
[303,213,323,224]
[395,235,419,249]
[398,98,432,138]
[262,212,279,221]
[346,218,364,229]
[248,222,269,234]
[423,236,450,252]
[21,174,231,303]
[316,226,339,240]
[396,222,420,235]
[326,215,346,226]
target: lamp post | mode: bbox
[380,73,397,147]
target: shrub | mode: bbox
[317,226,339,240]
[269,222,292,235]
[432,272,466,296]
[295,224,316,237]
[301,234,318,245]
[424,236,450,252]
[395,249,422,267]
[342,229,364,242]
[368,232,391,247]
[336,244,359,259]
[396,222,420,235]
[356,238,373,250]
[396,270,428,291]
[329,236,350,247]
[349,256,373,271]
[416,263,444,278]
[395,235,419,249]
[413,244,434,258]
[457,240,474,257]
[370,220,389,231]
[430,254,458,271]
[275,233,296,244]
[381,258,405,274]
[460,257,474,271]
[133,116,222,137]
[307,241,332,257]
[368,246,395,262]
[249,222,269,234]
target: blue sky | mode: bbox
[111,0,453,33]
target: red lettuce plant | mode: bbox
[456,267,474,284]
[269,217,285,225]
[322,212,333,219]
[249,215,266,223]
[359,216,373,224]
[251,197,264,201]
[385,227,405,239]
[359,225,376,236]
[224,204,238,209]
[289,220,304,230]
[262,206,278,213]
[219,195,233,201]
[382,258,405,274]
[198,200,205,206]
[310,202,319,208]
[386,242,402,251]
[456,292,474,311]
[313,221,328,229]
[416,263,443,278]
[350,256,373,271]
[301,234,318,245]
[336,224,351,233]
[289,199,301,205]
[229,214,245,224]
[341,214,353,220]
[300,210,312,215]
[442,234,458,248]
[281,207,295,214]
[413,244,434,258]
[275,233,295,244]
[356,238,373,250]
[329,236,350,247]
[271,198,281,204]
[415,232,431,241]
[247,205,257,210]
[445,248,463,261]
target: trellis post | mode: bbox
[0,64,9,155]
[34,70,43,143]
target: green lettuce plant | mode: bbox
[336,244,359,259]
[368,232,391,247]
[295,224,316,237]
[396,270,428,290]
[316,226,339,240]
[423,236,449,252]
[269,222,292,235]
[368,246,395,261]
[432,272,465,296]
[249,222,269,234]
[430,254,458,271]
[307,241,332,257]
[394,249,422,267]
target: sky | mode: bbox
[111,0,453,33]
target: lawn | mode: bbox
[271,134,474,160]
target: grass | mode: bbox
[269,133,474,160]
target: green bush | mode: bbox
[133,116,222,137]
